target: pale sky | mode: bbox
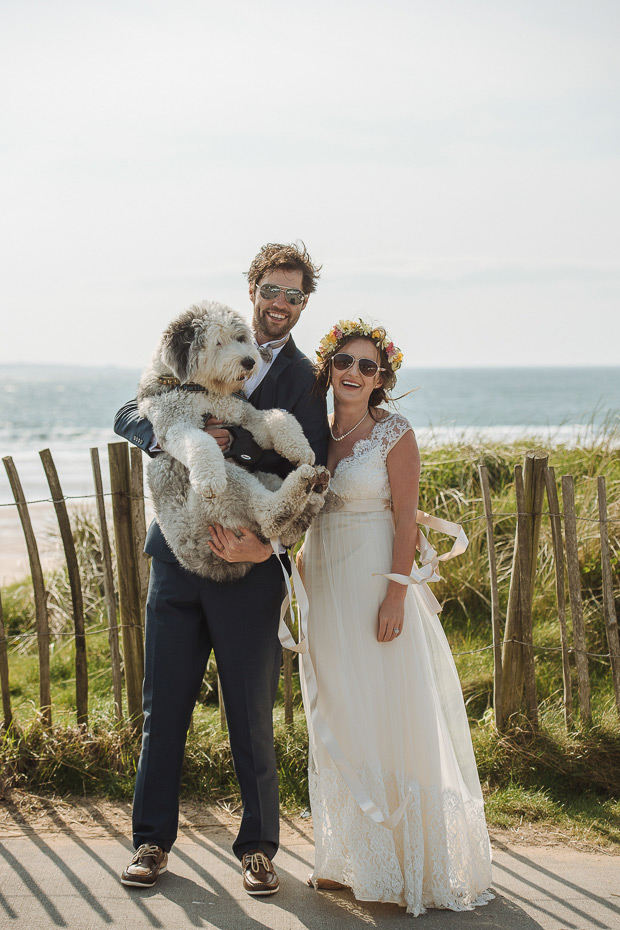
[1,0,619,370]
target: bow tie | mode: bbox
[257,336,289,363]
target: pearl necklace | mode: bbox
[329,409,369,441]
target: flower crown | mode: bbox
[317,319,404,372]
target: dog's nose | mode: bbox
[241,356,256,371]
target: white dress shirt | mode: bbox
[242,339,288,397]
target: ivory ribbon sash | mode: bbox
[272,506,469,831]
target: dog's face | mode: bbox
[160,301,260,394]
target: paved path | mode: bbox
[0,804,618,929]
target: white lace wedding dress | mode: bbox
[302,413,493,916]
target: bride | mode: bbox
[297,320,493,916]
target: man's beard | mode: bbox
[254,308,293,341]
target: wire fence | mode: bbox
[3,490,620,524]
[4,624,620,662]
[1,443,619,734]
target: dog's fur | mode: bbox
[138,300,329,581]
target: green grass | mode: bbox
[0,704,309,806]
[2,703,620,847]
[483,784,620,847]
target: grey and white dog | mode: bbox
[138,300,329,581]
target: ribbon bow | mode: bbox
[373,510,469,614]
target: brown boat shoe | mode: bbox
[241,850,280,896]
[121,844,168,887]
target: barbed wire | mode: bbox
[485,637,620,661]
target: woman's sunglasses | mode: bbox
[331,353,385,378]
[257,283,307,306]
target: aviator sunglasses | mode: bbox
[331,353,385,378]
[257,283,307,306]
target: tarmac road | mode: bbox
[0,802,618,929]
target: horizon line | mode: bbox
[2,362,620,373]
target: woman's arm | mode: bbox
[377,429,420,642]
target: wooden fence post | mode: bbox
[478,464,503,729]
[544,467,573,728]
[40,449,88,726]
[130,446,150,626]
[562,475,591,725]
[91,448,123,721]
[514,465,539,726]
[597,476,620,715]
[3,456,52,727]
[109,442,144,724]
[0,590,12,729]
[500,451,547,727]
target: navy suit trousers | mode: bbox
[132,554,284,860]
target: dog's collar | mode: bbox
[158,376,207,393]
[158,376,249,403]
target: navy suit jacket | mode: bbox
[113,336,329,564]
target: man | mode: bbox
[114,243,328,895]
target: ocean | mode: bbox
[1,363,619,506]
[1,363,618,581]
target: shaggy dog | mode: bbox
[138,300,329,581]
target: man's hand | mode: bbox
[208,524,273,563]
[203,416,231,451]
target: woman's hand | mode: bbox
[377,592,405,642]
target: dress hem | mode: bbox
[309,874,495,917]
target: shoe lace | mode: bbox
[132,844,162,863]
[247,852,272,873]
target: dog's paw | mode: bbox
[192,470,228,498]
[295,462,319,494]
[312,465,330,494]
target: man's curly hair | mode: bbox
[246,242,322,295]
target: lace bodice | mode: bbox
[329,413,412,502]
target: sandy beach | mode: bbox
[0,501,85,586]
